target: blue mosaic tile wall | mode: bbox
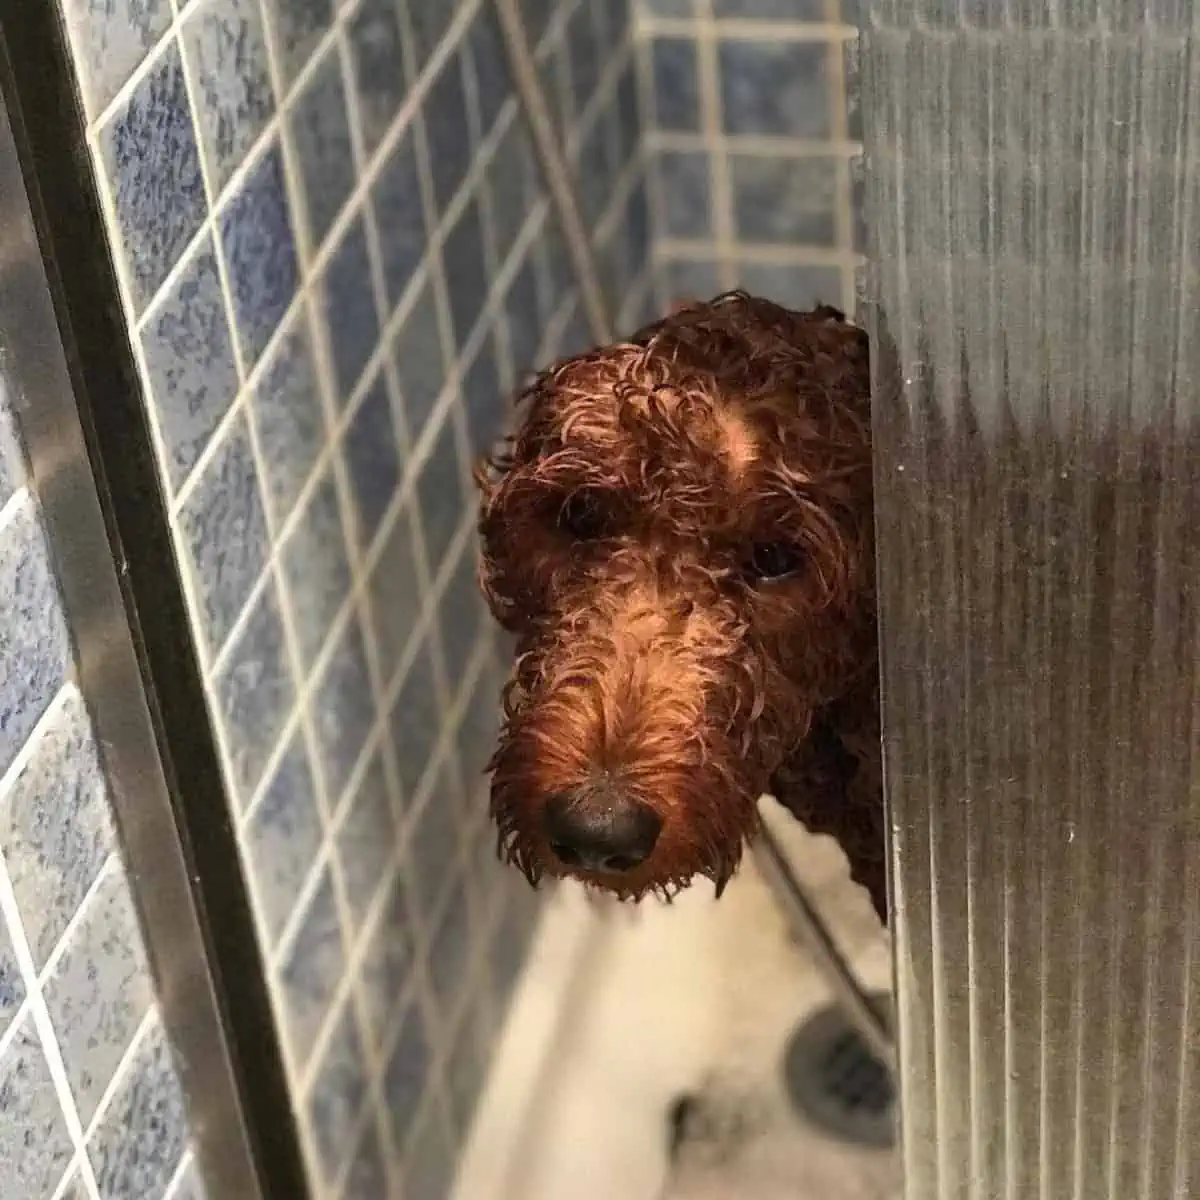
[0,385,205,1197]
[56,0,653,1195]
[636,0,862,313]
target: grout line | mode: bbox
[0,483,29,539]
[635,18,669,311]
[235,11,380,1173]
[694,1,737,291]
[36,855,120,990]
[655,236,863,267]
[80,1008,157,1145]
[637,16,857,41]
[0,680,74,803]
[161,1150,197,1200]
[0,853,105,1196]
[646,128,862,157]
[824,0,857,315]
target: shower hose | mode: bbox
[488,0,896,1075]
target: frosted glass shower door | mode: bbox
[858,4,1200,1198]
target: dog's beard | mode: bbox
[487,700,770,902]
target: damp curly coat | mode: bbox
[475,292,886,922]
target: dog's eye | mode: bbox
[558,491,611,540]
[745,542,804,582]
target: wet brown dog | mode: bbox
[475,292,886,922]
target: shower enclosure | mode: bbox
[0,0,1194,1197]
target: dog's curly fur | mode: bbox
[475,291,886,922]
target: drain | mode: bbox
[783,993,896,1149]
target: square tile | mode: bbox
[276,866,346,1074]
[62,0,173,118]
[504,254,541,381]
[718,39,831,138]
[640,0,692,12]
[537,40,571,140]
[262,0,335,90]
[536,222,574,325]
[441,196,490,346]
[382,995,431,1150]
[730,154,838,245]
[416,414,466,580]
[347,0,409,159]
[0,686,115,971]
[320,215,381,405]
[251,309,327,526]
[406,761,461,918]
[0,916,23,1041]
[735,260,842,309]
[0,386,24,507]
[566,2,602,122]
[242,732,323,946]
[335,746,396,925]
[423,50,473,213]
[460,329,504,456]
[342,1119,388,1200]
[358,877,412,1051]
[577,119,615,230]
[306,1002,368,1187]
[454,657,503,795]
[843,36,862,142]
[486,119,538,258]
[614,57,640,170]
[280,468,352,667]
[445,998,488,1140]
[212,576,297,807]
[391,279,448,443]
[623,179,652,278]
[139,235,239,493]
[650,37,700,132]
[468,4,512,141]
[516,0,555,49]
[177,411,270,659]
[343,370,400,549]
[58,1169,90,1200]
[404,0,454,73]
[658,149,712,240]
[97,42,206,314]
[43,866,155,1125]
[437,545,483,689]
[490,889,537,1002]
[218,142,299,368]
[663,256,723,302]
[311,612,377,806]
[387,644,442,806]
[367,504,424,692]
[182,0,276,193]
[714,0,824,16]
[168,1161,208,1200]
[0,1017,74,1196]
[87,1019,189,1200]
[405,1100,454,1198]
[427,881,472,1020]
[0,502,72,784]
[371,129,429,311]
[290,46,356,252]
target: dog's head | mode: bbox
[475,292,875,898]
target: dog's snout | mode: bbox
[544,786,662,874]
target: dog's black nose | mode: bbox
[544,788,662,873]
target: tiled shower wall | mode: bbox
[0,386,202,1197]
[49,0,651,1196]
[636,0,862,314]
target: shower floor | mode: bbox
[455,800,901,1200]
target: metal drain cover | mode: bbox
[783,993,896,1149]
